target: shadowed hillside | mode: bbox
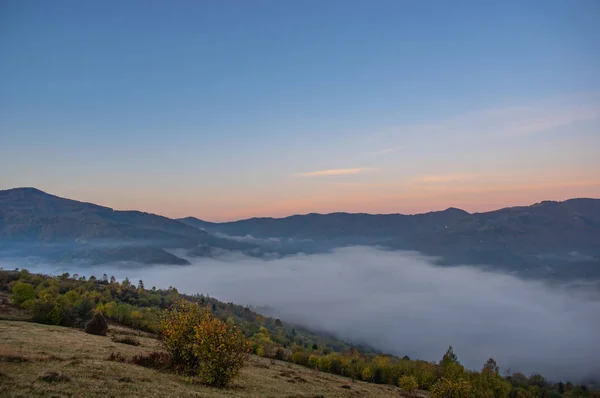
[0,188,261,264]
[180,199,600,280]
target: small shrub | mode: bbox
[399,375,419,394]
[308,354,319,369]
[37,371,71,383]
[430,377,473,398]
[107,352,126,362]
[118,376,133,383]
[112,335,140,346]
[341,384,352,389]
[85,311,108,336]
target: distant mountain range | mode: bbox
[0,187,261,265]
[179,198,600,281]
[1,187,599,280]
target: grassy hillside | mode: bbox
[0,321,412,398]
[1,269,597,397]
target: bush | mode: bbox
[159,300,207,373]
[308,354,320,369]
[192,310,249,387]
[430,377,474,398]
[11,282,35,305]
[159,300,249,387]
[399,375,419,393]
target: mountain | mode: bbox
[2,187,599,280]
[0,187,261,264]
[179,199,600,280]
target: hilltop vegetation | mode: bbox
[1,269,597,397]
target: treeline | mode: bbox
[0,269,597,397]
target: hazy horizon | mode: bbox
[2,186,599,223]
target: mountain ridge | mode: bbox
[179,197,600,280]
[0,187,261,264]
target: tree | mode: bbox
[477,358,511,398]
[483,358,499,375]
[11,282,36,305]
[441,346,459,367]
[110,275,116,284]
[138,280,144,290]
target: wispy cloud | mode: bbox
[379,100,600,141]
[412,174,475,184]
[294,168,378,177]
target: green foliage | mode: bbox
[308,354,320,369]
[11,282,35,305]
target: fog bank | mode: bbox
[15,246,600,381]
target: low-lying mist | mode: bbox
[14,246,600,381]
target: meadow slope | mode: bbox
[0,321,417,398]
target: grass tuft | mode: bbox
[37,371,71,383]
[130,351,171,370]
[111,335,141,346]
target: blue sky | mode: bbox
[1,0,599,220]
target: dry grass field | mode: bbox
[0,320,421,397]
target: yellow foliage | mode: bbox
[399,374,419,392]
[159,300,249,387]
[430,377,474,398]
[361,366,374,382]
[192,310,249,387]
[308,354,320,369]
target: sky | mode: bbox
[1,0,599,221]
